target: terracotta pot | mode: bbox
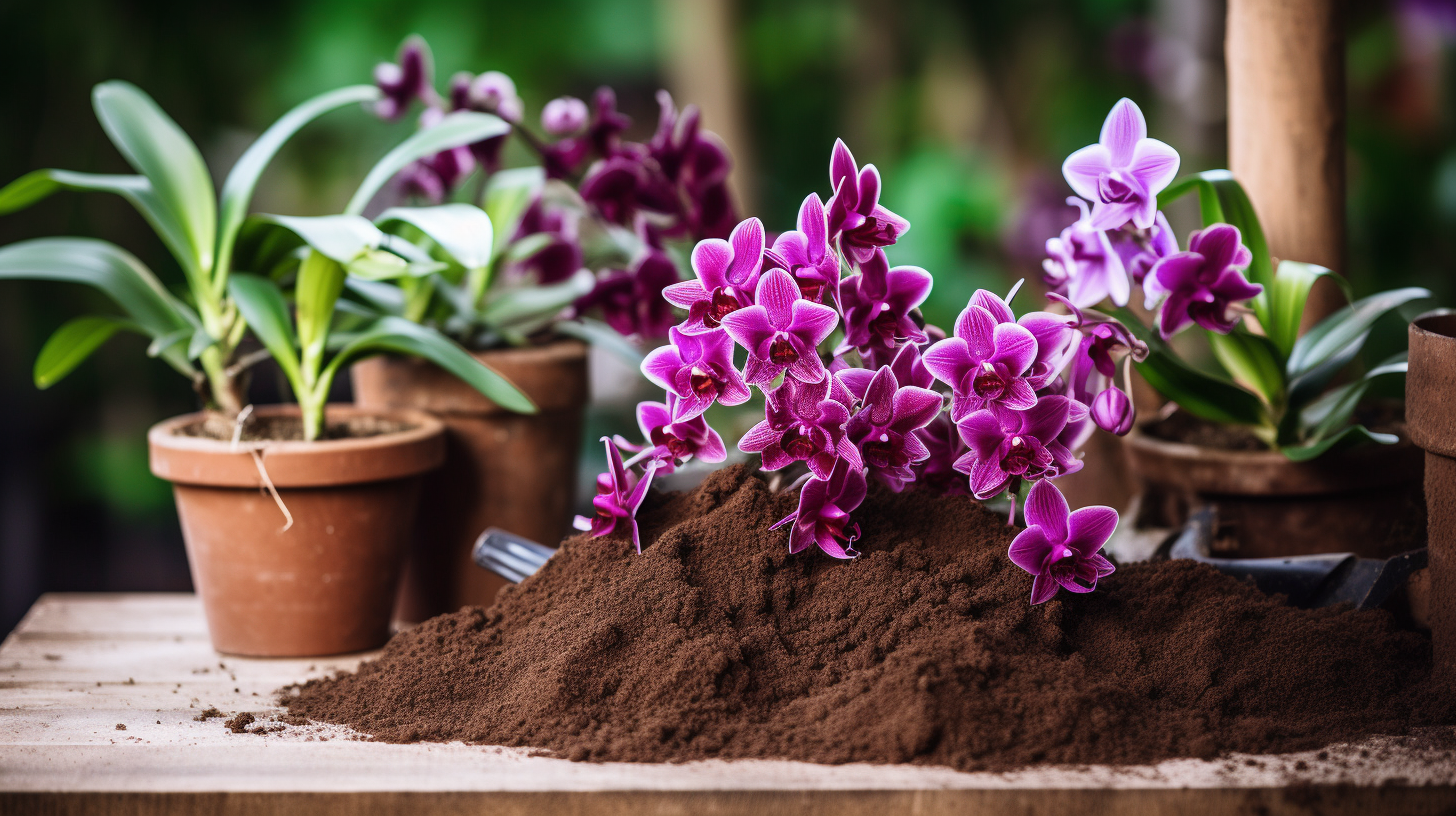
[1126,424,1424,559]
[148,405,445,657]
[1407,311,1456,682]
[351,340,589,621]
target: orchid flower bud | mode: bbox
[470,71,524,122]
[542,96,589,136]
[1091,385,1134,436]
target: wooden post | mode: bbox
[1226,0,1345,324]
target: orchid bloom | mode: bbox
[837,366,942,491]
[635,396,727,472]
[738,375,860,479]
[924,291,1057,423]
[912,412,970,496]
[1144,222,1262,339]
[1111,211,1178,285]
[542,96,589,136]
[772,457,868,559]
[574,438,658,552]
[954,395,1086,500]
[1090,386,1134,436]
[468,71,524,122]
[839,249,932,355]
[825,139,911,264]
[1009,479,1117,605]
[575,251,680,340]
[767,193,842,304]
[374,36,435,120]
[721,268,839,386]
[1042,197,1129,308]
[640,327,751,419]
[662,217,765,334]
[1062,98,1180,231]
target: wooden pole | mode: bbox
[1226,0,1346,325]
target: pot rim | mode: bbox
[149,404,446,488]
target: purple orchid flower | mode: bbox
[862,341,937,390]
[1042,197,1129,308]
[635,396,728,472]
[468,71,524,122]
[511,197,582,284]
[542,96,589,136]
[954,395,1086,500]
[575,251,680,339]
[835,366,942,491]
[398,110,476,203]
[772,457,868,559]
[374,36,435,120]
[1144,222,1263,339]
[640,327,751,419]
[913,412,970,496]
[924,292,1044,423]
[767,193,842,304]
[1009,479,1117,605]
[1111,211,1178,285]
[574,438,658,552]
[1062,98,1180,231]
[1090,386,1134,436]
[738,375,860,479]
[587,87,633,157]
[825,140,911,264]
[721,268,839,386]
[662,217,765,334]
[839,249,933,355]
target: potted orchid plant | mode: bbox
[0,77,534,656]
[342,37,743,619]
[1038,98,1430,558]
[576,137,1122,605]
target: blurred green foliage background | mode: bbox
[1,0,1452,632]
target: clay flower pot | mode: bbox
[1407,311,1456,680]
[148,404,445,657]
[1126,425,1423,559]
[351,339,589,621]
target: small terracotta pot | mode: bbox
[1126,425,1423,559]
[351,340,589,621]
[1407,311,1456,681]
[148,404,445,657]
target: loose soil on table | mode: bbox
[283,465,1455,771]
[177,413,412,442]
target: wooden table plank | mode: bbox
[2,593,1454,816]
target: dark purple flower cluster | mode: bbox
[582,140,1122,604]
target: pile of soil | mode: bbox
[284,465,1453,771]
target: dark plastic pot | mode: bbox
[1406,311,1456,682]
[148,405,444,657]
[351,339,589,622]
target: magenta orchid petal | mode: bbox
[1061,144,1111,203]
[756,268,801,327]
[1029,573,1061,605]
[1148,223,1263,339]
[891,386,944,431]
[726,217,766,287]
[1008,524,1054,573]
[1099,98,1146,165]
[1066,505,1119,557]
[969,289,1016,324]
[1007,479,1117,604]
[783,457,866,559]
[1023,479,1070,542]
[990,323,1038,375]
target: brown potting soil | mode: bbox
[178,413,412,442]
[283,465,1454,771]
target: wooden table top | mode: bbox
[3,592,1455,815]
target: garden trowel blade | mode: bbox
[472,527,554,584]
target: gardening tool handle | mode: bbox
[472,528,553,584]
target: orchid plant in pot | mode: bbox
[342,37,743,619]
[1040,98,1431,558]
[0,77,535,656]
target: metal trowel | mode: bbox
[1166,507,1427,610]
[472,527,552,583]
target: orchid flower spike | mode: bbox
[721,268,839,386]
[1009,479,1117,605]
[663,217,766,334]
[640,327,751,420]
[1062,98,1180,231]
[574,438,658,552]
[1143,223,1262,339]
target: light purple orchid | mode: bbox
[636,396,728,471]
[1111,211,1178,285]
[767,193,842,304]
[1042,197,1129,308]
[468,71,524,122]
[721,268,839,386]
[836,366,942,491]
[839,249,932,355]
[662,217,765,334]
[640,327,751,419]
[924,292,1045,423]
[954,395,1086,500]
[1009,479,1117,605]
[374,36,435,120]
[772,457,867,559]
[1144,222,1263,339]
[738,375,860,478]
[542,96,589,136]
[1062,98,1180,231]
[574,438,659,552]
[825,139,911,264]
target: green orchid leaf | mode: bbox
[228,273,303,388]
[250,213,383,265]
[146,327,192,359]
[483,167,545,261]
[294,250,346,373]
[1157,175,1224,226]
[1160,171,1274,326]
[346,249,413,281]
[553,317,644,366]
[346,112,510,216]
[1281,424,1398,463]
[1287,287,1431,377]
[323,315,536,414]
[1266,261,1352,360]
[344,278,406,316]
[479,269,595,330]
[186,328,217,361]
[1207,330,1285,406]
[34,315,144,389]
[504,232,557,263]
[1299,355,1407,443]
[92,81,216,281]
[1134,343,1267,427]
[215,84,381,285]
[376,204,493,269]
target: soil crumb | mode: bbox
[178,413,411,442]
[225,712,256,733]
[194,707,224,721]
[283,465,1454,771]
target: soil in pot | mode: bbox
[282,465,1454,771]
